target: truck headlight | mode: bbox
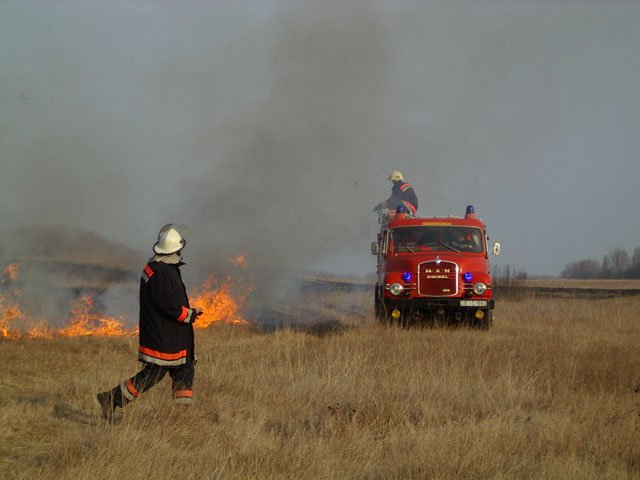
[389,283,404,296]
[473,282,487,295]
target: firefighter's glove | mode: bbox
[193,308,204,323]
[373,203,384,212]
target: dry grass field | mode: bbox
[1,288,640,479]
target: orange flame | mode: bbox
[191,274,252,327]
[26,323,54,339]
[0,299,23,339]
[1,254,253,338]
[2,262,21,283]
[57,294,136,337]
[228,253,248,268]
[1,262,25,338]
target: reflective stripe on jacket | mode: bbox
[383,181,419,213]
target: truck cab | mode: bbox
[372,205,500,328]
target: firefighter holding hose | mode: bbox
[373,171,419,216]
[97,224,203,423]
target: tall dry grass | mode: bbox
[1,293,640,479]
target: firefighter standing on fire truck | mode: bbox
[97,224,203,423]
[373,171,419,215]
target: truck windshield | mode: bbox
[391,226,483,254]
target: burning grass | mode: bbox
[190,274,253,328]
[57,294,135,338]
[1,292,640,479]
[0,260,253,338]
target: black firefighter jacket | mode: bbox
[138,260,196,367]
[384,181,419,214]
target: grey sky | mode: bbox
[1,0,639,279]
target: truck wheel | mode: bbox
[475,311,492,330]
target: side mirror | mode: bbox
[492,242,501,256]
[371,242,380,256]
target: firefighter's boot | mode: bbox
[97,389,119,423]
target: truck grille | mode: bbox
[418,260,458,296]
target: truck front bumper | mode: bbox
[381,297,494,312]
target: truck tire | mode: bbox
[475,311,492,330]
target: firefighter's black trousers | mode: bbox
[112,361,195,407]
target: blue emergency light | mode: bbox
[402,272,412,282]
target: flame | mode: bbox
[2,262,21,283]
[190,274,252,327]
[1,290,135,339]
[1,254,252,339]
[57,294,136,337]
[26,323,54,339]
[1,262,25,338]
[228,253,248,268]
[0,299,23,339]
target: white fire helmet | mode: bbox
[388,171,404,182]
[153,223,187,255]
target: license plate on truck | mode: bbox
[460,300,488,307]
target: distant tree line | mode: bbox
[561,246,640,279]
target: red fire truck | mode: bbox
[372,205,501,328]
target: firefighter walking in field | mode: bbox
[97,224,203,422]
[373,171,419,216]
